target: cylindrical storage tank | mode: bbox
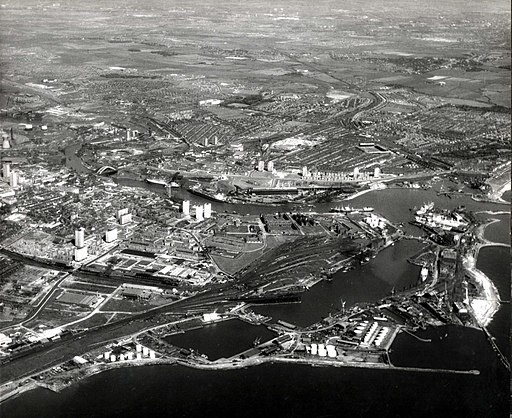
[326,345,337,358]
[182,200,190,216]
[311,343,318,355]
[110,355,116,362]
[149,350,156,359]
[137,353,142,360]
[104,352,110,360]
[136,344,142,352]
[318,346,327,357]
[142,347,149,356]
[203,203,212,219]
[127,352,134,360]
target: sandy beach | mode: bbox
[463,217,509,327]
[487,162,511,202]
[461,218,508,327]
[463,253,501,327]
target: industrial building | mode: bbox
[121,287,152,300]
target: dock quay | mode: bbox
[481,326,510,371]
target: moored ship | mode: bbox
[187,187,228,202]
[330,206,374,213]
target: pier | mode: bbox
[481,326,510,371]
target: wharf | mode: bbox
[177,354,481,376]
[481,326,510,371]
[381,326,401,351]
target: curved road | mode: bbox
[0,273,70,333]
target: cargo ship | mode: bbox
[186,187,228,203]
[413,203,468,232]
[330,206,374,213]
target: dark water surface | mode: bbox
[254,239,424,327]
[3,358,508,418]
[476,246,510,357]
[164,319,275,360]
[483,214,510,245]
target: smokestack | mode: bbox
[10,127,13,141]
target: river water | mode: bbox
[4,152,509,417]
[253,239,423,327]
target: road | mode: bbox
[0,273,70,333]
[0,288,238,384]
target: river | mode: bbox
[253,239,424,327]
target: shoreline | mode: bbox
[0,202,507,406]
[495,180,511,198]
[487,161,511,203]
[463,253,501,327]
[0,350,480,404]
[489,180,511,203]
[462,219,508,327]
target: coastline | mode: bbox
[1,350,481,403]
[462,219,509,327]
[487,161,511,203]
[1,195,508,407]
[490,180,511,203]
[463,252,501,327]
